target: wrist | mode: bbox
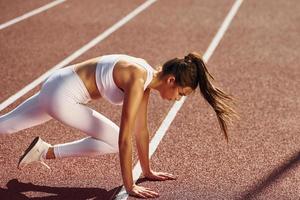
[125,184,135,192]
[143,169,153,177]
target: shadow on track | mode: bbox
[0,179,122,200]
[238,151,300,200]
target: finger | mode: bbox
[143,188,159,196]
[159,173,177,179]
[135,187,158,198]
[141,187,159,197]
[157,175,169,180]
[129,188,148,199]
[143,186,153,191]
[141,186,158,193]
[158,175,169,180]
[152,173,170,180]
[148,176,166,181]
[142,190,159,198]
[144,192,157,198]
[135,191,147,199]
[163,174,177,180]
[159,172,175,177]
[145,176,158,181]
[129,191,145,198]
[137,190,153,198]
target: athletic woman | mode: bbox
[0,52,237,198]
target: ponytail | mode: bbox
[185,52,238,142]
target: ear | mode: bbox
[167,76,176,85]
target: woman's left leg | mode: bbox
[18,103,120,169]
[0,92,52,135]
[18,66,119,168]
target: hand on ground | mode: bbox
[128,184,159,199]
[144,170,177,181]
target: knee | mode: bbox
[87,138,119,154]
[105,143,119,154]
[108,140,119,153]
[111,145,119,153]
[0,117,19,135]
[0,127,18,135]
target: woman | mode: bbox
[0,52,237,198]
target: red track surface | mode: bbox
[0,0,299,199]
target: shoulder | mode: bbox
[114,61,147,91]
[125,64,147,88]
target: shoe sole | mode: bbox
[18,136,40,169]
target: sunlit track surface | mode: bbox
[116,0,244,199]
[0,0,299,199]
[0,0,53,23]
[0,0,66,30]
[0,0,157,111]
[0,0,144,103]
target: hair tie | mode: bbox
[184,55,192,63]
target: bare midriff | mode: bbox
[73,57,102,99]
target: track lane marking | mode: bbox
[0,0,66,30]
[114,0,244,199]
[0,0,157,111]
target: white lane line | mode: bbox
[0,0,66,30]
[0,0,157,111]
[203,0,244,62]
[114,0,244,199]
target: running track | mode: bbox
[0,0,299,199]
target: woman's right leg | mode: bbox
[48,101,119,158]
[37,66,119,159]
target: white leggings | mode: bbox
[0,66,119,158]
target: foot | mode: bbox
[18,137,51,170]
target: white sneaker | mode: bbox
[18,137,51,170]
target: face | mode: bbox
[160,76,194,101]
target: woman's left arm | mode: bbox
[134,88,151,175]
[134,89,177,181]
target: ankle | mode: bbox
[45,147,56,159]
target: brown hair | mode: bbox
[161,52,238,141]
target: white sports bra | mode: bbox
[95,54,154,105]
